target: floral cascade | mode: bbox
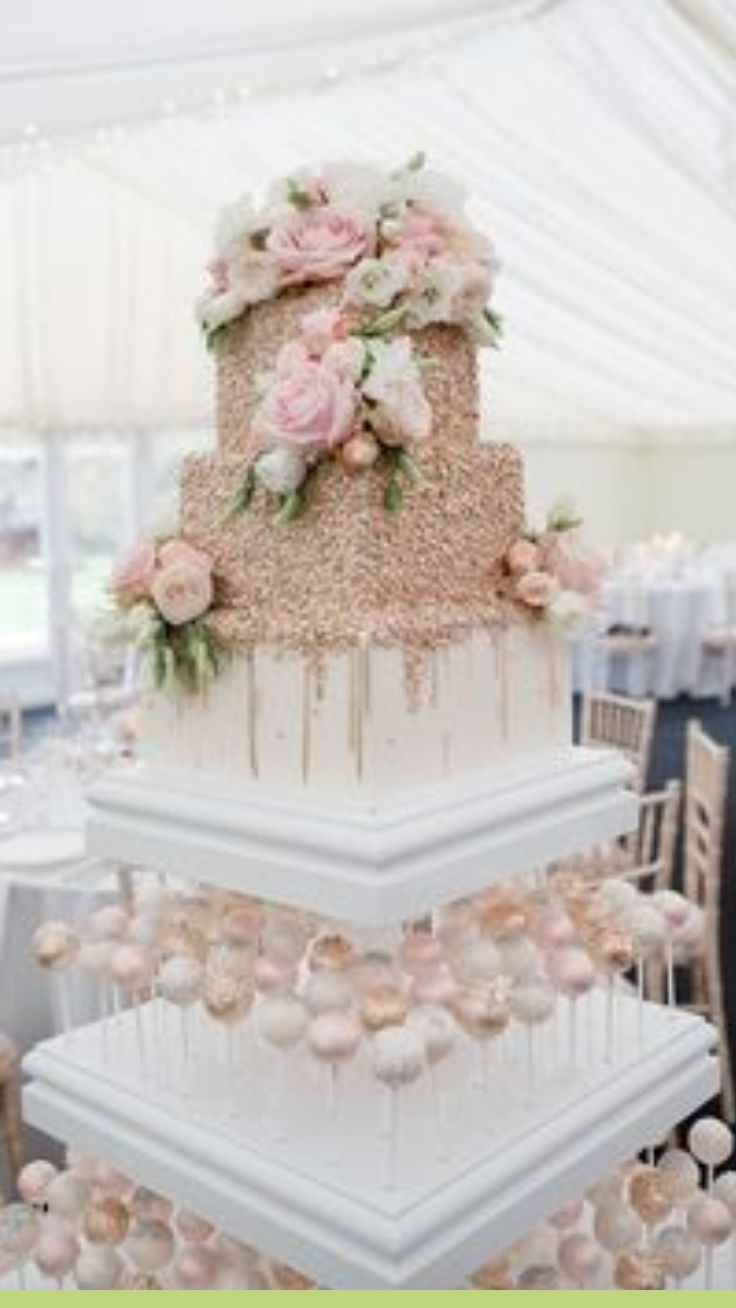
[504,500,608,637]
[227,307,431,522]
[196,153,500,352]
[109,537,225,694]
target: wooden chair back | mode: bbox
[581,691,657,792]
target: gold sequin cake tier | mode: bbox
[179,439,523,655]
[217,285,479,461]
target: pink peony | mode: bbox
[157,539,212,574]
[110,541,157,602]
[266,204,373,284]
[151,562,213,627]
[506,539,541,576]
[252,361,356,451]
[516,570,560,609]
[300,308,349,356]
[538,530,606,598]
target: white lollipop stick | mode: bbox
[568,998,578,1067]
[525,1027,535,1101]
[385,1085,399,1192]
[666,941,676,1007]
[16,1263,26,1290]
[705,1245,714,1290]
[227,1027,239,1121]
[604,977,615,1063]
[57,973,73,1038]
[181,1006,191,1092]
[636,957,645,1048]
[134,997,148,1078]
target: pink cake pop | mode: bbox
[175,1210,215,1244]
[254,954,296,994]
[174,1243,221,1289]
[89,904,130,941]
[34,1229,79,1286]
[547,946,596,1066]
[17,1159,57,1206]
[558,1232,602,1287]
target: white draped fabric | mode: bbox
[1,0,736,438]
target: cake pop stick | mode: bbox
[109,945,153,1078]
[32,922,80,1038]
[256,994,309,1140]
[370,1026,424,1191]
[306,1010,362,1164]
[407,1006,456,1161]
[546,947,595,1069]
[689,1118,734,1192]
[158,954,204,1092]
[509,978,555,1101]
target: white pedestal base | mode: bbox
[87,748,635,923]
[25,997,717,1289]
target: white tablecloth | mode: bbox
[575,570,730,699]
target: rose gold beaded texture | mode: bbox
[180,284,526,658]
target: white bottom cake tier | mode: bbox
[24,996,717,1289]
[142,625,570,806]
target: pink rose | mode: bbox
[393,208,450,261]
[275,340,311,375]
[539,531,606,598]
[151,562,213,627]
[110,540,157,602]
[516,570,559,609]
[253,362,356,451]
[300,308,349,356]
[506,539,540,576]
[157,539,212,574]
[266,205,373,284]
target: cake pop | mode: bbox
[371,1026,425,1190]
[593,1202,643,1254]
[175,1210,215,1244]
[89,904,130,941]
[653,1225,702,1286]
[450,938,500,987]
[360,985,409,1033]
[689,1117,734,1176]
[46,1171,90,1221]
[173,1243,221,1289]
[75,1245,124,1290]
[83,1196,130,1246]
[614,1249,666,1290]
[126,1218,175,1274]
[303,970,354,1015]
[657,1147,700,1202]
[558,1233,602,1287]
[33,1229,79,1287]
[628,1167,677,1227]
[17,1159,57,1207]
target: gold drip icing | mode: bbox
[360,633,372,720]
[246,649,259,778]
[430,648,439,711]
[301,659,312,786]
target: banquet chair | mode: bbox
[0,694,22,762]
[699,570,736,706]
[620,779,681,892]
[580,691,657,793]
[682,721,733,1119]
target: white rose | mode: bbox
[195,286,249,333]
[322,338,366,381]
[214,195,258,252]
[546,589,591,640]
[388,165,467,216]
[363,338,432,445]
[231,251,281,307]
[322,161,387,219]
[254,446,308,495]
[343,255,410,309]
[404,261,465,329]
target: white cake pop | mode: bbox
[158,954,204,1006]
[302,970,353,1015]
[509,978,556,1026]
[689,1117,734,1169]
[17,1159,57,1206]
[497,935,540,981]
[671,904,705,957]
[547,946,596,998]
[307,1010,362,1064]
[630,903,666,953]
[46,1172,90,1220]
[88,904,130,941]
[450,938,500,987]
[126,1219,175,1273]
[653,890,691,931]
[75,1246,124,1289]
[407,1005,456,1065]
[558,1233,602,1286]
[370,1027,425,1089]
[713,1171,736,1214]
[109,944,152,993]
[657,1148,700,1201]
[687,1195,734,1246]
[133,882,171,918]
[653,1225,702,1282]
[597,880,639,914]
[257,994,309,1050]
[593,1202,643,1253]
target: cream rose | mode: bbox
[363,338,432,445]
[255,446,307,495]
[343,255,410,310]
[252,361,356,451]
[157,539,212,574]
[266,204,373,284]
[151,562,213,627]
[516,571,560,609]
[110,541,157,602]
[506,539,541,577]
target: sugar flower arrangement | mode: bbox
[227,306,430,521]
[196,152,501,352]
[109,538,227,693]
[505,500,607,637]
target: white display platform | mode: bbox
[86,747,636,923]
[24,996,717,1289]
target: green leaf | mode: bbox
[278,487,307,523]
[406,150,427,173]
[395,448,419,483]
[225,464,257,522]
[383,477,404,515]
[205,323,230,355]
[287,178,315,210]
[546,496,583,534]
[359,304,408,338]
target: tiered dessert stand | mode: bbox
[23,746,719,1289]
